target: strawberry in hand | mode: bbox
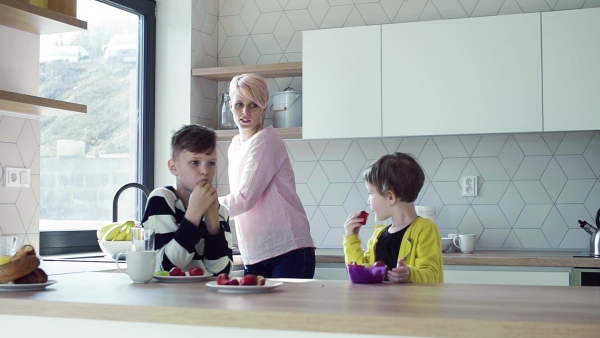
[358,210,369,225]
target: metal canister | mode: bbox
[272,87,302,128]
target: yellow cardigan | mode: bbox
[343,217,444,283]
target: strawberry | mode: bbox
[169,267,185,276]
[188,266,204,276]
[227,279,239,285]
[217,273,230,285]
[358,210,369,225]
[240,274,258,286]
[373,261,386,267]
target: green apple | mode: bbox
[154,270,169,276]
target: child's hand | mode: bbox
[343,211,367,236]
[203,199,221,235]
[387,260,410,283]
[186,181,217,226]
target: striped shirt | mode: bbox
[142,186,232,274]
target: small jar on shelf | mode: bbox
[218,92,236,130]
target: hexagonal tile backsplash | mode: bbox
[195,0,600,250]
[214,131,600,250]
[0,116,40,249]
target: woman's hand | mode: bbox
[344,211,366,236]
[387,260,410,283]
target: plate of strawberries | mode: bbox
[205,273,282,293]
[153,266,212,283]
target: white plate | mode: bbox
[153,272,213,283]
[0,280,57,292]
[205,280,283,293]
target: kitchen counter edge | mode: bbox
[314,249,600,268]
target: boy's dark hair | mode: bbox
[363,152,425,203]
[171,124,216,159]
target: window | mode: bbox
[39,0,155,255]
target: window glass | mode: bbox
[39,0,143,231]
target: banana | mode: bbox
[101,224,123,241]
[125,221,136,241]
[113,228,128,241]
[120,221,135,232]
[125,229,132,241]
[97,223,118,240]
[113,221,136,241]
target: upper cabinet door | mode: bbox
[382,14,543,137]
[542,8,600,132]
[303,25,381,139]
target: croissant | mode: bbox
[10,244,37,261]
[14,268,48,284]
[0,255,40,284]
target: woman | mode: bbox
[218,73,315,278]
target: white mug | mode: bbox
[453,234,477,254]
[116,250,157,283]
[447,233,460,252]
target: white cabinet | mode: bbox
[542,8,600,132]
[444,266,570,286]
[382,14,543,137]
[314,267,349,281]
[302,25,381,140]
[313,264,571,285]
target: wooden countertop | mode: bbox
[1,271,599,337]
[315,249,600,268]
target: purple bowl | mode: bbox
[347,265,387,284]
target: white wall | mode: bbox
[0,25,41,249]
[0,25,39,96]
[154,0,192,187]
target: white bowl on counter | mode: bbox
[441,238,453,252]
[98,240,132,259]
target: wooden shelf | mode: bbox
[0,0,87,34]
[216,127,302,141]
[192,62,302,81]
[0,90,87,118]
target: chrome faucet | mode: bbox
[112,182,151,222]
[578,208,600,257]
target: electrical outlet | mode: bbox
[461,176,478,197]
[4,167,30,188]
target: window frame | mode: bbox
[40,0,156,256]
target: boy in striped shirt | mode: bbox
[142,124,232,275]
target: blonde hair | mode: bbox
[229,73,269,110]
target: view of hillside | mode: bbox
[39,0,137,158]
[38,0,140,224]
[40,61,134,156]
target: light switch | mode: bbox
[20,170,31,186]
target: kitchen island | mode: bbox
[1,268,599,337]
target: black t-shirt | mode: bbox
[375,225,409,275]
